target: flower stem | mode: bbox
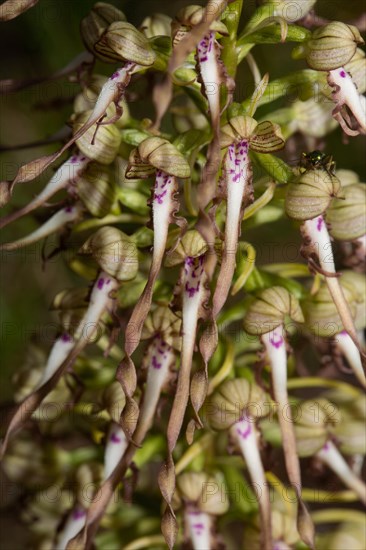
[185,508,212,550]
[167,255,206,454]
[336,331,366,387]
[0,153,89,230]
[317,441,366,504]
[231,416,272,550]
[303,215,364,368]
[0,203,83,251]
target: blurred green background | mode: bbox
[0,0,365,406]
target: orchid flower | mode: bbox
[123,137,190,359]
[164,231,209,455]
[327,67,366,136]
[209,378,273,550]
[244,286,314,548]
[302,215,364,358]
[0,153,90,229]
[294,398,366,504]
[0,202,84,251]
[57,506,87,550]
[303,274,366,387]
[174,471,229,550]
[9,24,156,188]
[317,441,366,504]
[66,309,178,547]
[214,115,285,319]
[1,227,138,457]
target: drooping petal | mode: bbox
[0,153,90,230]
[328,68,366,135]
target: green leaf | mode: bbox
[242,70,320,110]
[222,465,258,515]
[120,129,151,147]
[251,151,294,184]
[118,188,150,215]
[173,128,210,155]
[150,35,172,72]
[238,23,310,46]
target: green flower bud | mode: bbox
[102,381,126,423]
[142,306,181,349]
[220,115,285,153]
[80,2,126,63]
[292,97,337,138]
[305,22,364,71]
[243,286,304,336]
[79,226,138,281]
[165,230,208,267]
[327,184,366,241]
[76,162,117,218]
[294,398,339,457]
[176,472,229,515]
[243,495,299,549]
[95,21,156,65]
[74,74,130,128]
[141,13,172,38]
[334,418,366,455]
[208,378,268,431]
[52,287,90,334]
[336,169,360,187]
[172,5,228,45]
[127,136,191,179]
[285,168,343,220]
[344,48,366,94]
[72,111,121,164]
[340,271,366,329]
[303,280,357,337]
[318,522,366,550]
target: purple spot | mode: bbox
[61,333,72,343]
[340,330,347,335]
[185,281,200,297]
[70,155,78,164]
[154,190,167,204]
[97,278,105,290]
[111,70,120,80]
[269,335,284,349]
[72,508,86,520]
[189,511,201,516]
[193,523,204,534]
[110,432,122,444]
[316,216,324,232]
[237,424,251,440]
[152,355,162,369]
[323,442,330,451]
[339,70,346,78]
[65,206,73,213]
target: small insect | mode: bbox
[300,150,336,174]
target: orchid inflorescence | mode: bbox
[1,1,365,549]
